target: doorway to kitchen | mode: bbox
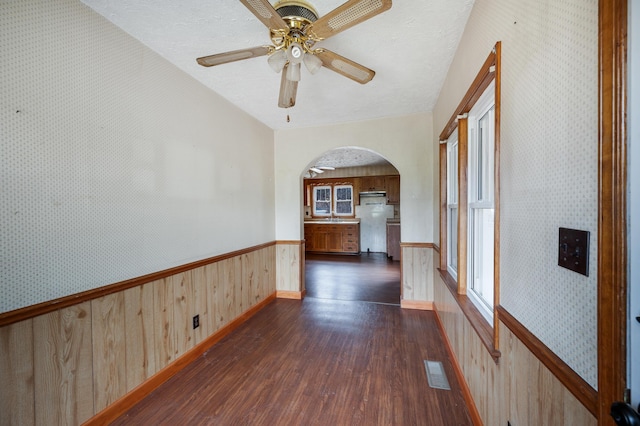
[302,147,402,305]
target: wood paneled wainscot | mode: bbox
[0,243,277,425]
[304,221,360,254]
[432,248,596,425]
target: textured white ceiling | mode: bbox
[81,0,474,132]
[312,147,392,168]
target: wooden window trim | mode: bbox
[597,0,627,422]
[438,42,501,355]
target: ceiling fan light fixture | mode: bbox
[286,43,304,64]
[286,62,301,81]
[303,53,322,74]
[267,49,287,73]
[198,0,393,109]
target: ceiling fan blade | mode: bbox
[239,0,289,32]
[306,0,392,40]
[315,49,375,84]
[278,64,298,108]
[196,46,271,67]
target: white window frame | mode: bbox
[333,185,354,216]
[313,185,332,216]
[467,80,496,323]
[446,131,459,280]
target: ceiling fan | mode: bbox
[196,0,392,108]
[306,165,335,178]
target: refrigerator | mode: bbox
[355,195,395,253]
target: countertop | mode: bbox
[304,219,361,224]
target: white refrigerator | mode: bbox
[355,196,395,253]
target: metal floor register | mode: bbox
[424,360,451,390]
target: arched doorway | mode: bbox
[301,147,402,305]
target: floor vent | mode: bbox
[424,360,451,390]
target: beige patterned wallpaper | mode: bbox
[0,0,274,313]
[434,0,599,387]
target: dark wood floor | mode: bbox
[304,252,401,305]
[112,254,473,425]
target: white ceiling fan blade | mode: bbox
[239,0,289,32]
[315,49,375,84]
[278,64,298,108]
[197,46,271,67]
[306,0,392,40]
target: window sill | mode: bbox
[437,268,501,363]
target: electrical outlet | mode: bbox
[192,314,199,329]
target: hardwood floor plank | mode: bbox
[112,298,472,425]
[305,253,401,305]
[111,254,471,425]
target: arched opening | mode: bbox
[300,147,402,305]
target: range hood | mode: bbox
[359,191,387,197]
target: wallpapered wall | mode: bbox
[433,0,598,387]
[0,0,275,314]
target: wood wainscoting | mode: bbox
[432,249,596,425]
[0,243,277,425]
[275,240,305,299]
[400,242,435,307]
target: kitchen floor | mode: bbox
[304,253,401,305]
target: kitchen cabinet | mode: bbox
[304,222,360,254]
[305,174,400,209]
[352,178,361,205]
[360,176,386,192]
[385,175,400,204]
[386,222,400,260]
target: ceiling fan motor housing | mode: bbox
[274,0,319,22]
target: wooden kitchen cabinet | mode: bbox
[326,227,343,251]
[386,222,401,260]
[360,176,385,192]
[385,175,400,204]
[304,222,360,254]
[341,224,359,252]
[352,177,361,205]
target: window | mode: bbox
[312,184,354,217]
[467,80,495,323]
[334,185,353,216]
[313,186,332,216]
[437,42,500,358]
[446,131,459,279]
